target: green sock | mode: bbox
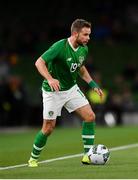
[31,131,48,160]
[82,121,95,153]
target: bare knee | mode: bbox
[76,104,96,122]
[85,112,96,122]
[42,120,56,136]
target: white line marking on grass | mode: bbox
[109,143,138,151]
[0,143,138,170]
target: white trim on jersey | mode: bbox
[68,38,79,51]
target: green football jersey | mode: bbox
[41,38,88,91]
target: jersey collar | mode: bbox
[68,38,79,52]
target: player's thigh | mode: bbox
[75,104,95,122]
[64,85,89,112]
[42,90,63,119]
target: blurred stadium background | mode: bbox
[0,0,138,128]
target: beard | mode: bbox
[76,38,85,46]
[76,35,88,46]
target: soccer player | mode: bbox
[28,19,103,167]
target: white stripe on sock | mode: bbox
[33,144,44,151]
[82,135,95,139]
[31,152,40,158]
[84,145,93,148]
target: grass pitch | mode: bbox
[0,125,138,179]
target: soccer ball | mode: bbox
[88,144,110,165]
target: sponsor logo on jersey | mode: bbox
[66,57,72,61]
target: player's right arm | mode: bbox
[35,57,60,91]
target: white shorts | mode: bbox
[42,84,89,119]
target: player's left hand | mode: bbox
[93,88,104,100]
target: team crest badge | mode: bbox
[79,56,84,65]
[48,111,54,117]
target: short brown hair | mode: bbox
[71,19,91,33]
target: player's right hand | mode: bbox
[47,78,60,91]
[93,87,104,101]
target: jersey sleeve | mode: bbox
[41,40,64,63]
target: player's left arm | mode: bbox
[79,65,104,98]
